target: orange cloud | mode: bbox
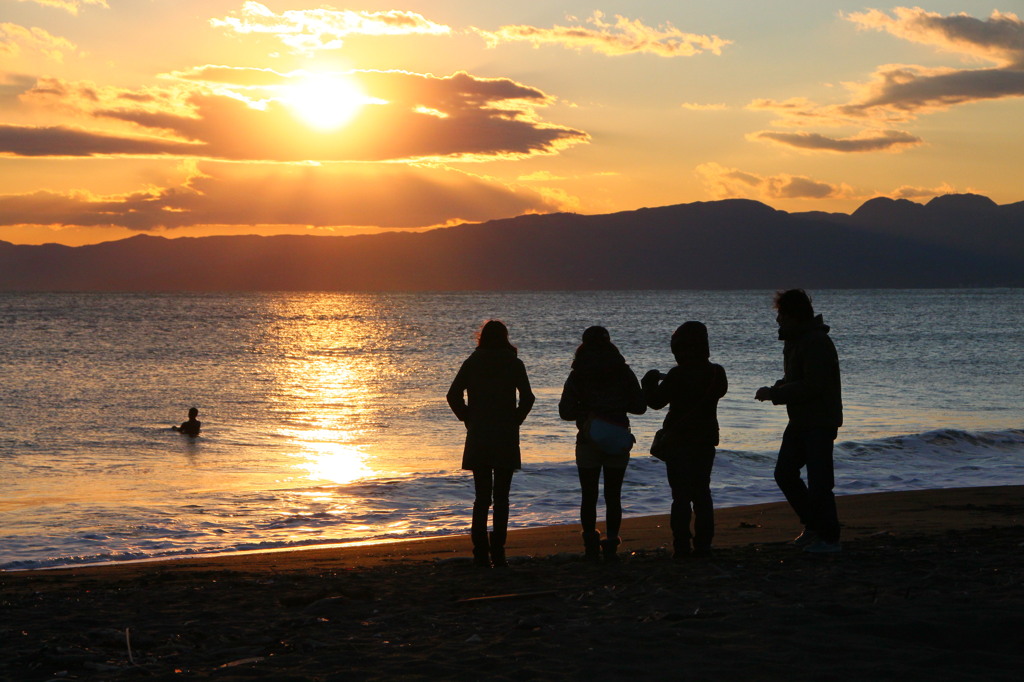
[681,102,728,111]
[696,163,855,201]
[749,129,922,153]
[0,162,563,231]
[16,0,107,15]
[9,70,589,162]
[476,11,730,57]
[696,163,966,204]
[837,62,1024,120]
[845,7,1024,68]
[0,23,77,62]
[754,9,1024,130]
[0,123,198,156]
[210,2,450,54]
[888,182,959,199]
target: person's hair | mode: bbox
[671,321,709,362]
[572,325,623,370]
[476,319,515,350]
[188,407,199,419]
[773,289,814,320]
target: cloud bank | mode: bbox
[476,11,730,57]
[696,162,959,203]
[0,163,563,231]
[1,22,77,62]
[16,0,107,15]
[696,163,855,201]
[7,69,588,162]
[211,2,450,54]
[747,8,1024,154]
[749,129,922,153]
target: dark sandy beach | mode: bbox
[3,486,1023,681]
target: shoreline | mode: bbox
[4,485,1023,681]
[7,485,1021,576]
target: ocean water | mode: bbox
[1,290,1022,570]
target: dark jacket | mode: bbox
[558,348,646,435]
[769,315,843,432]
[447,348,535,470]
[643,361,727,447]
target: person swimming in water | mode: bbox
[173,407,201,437]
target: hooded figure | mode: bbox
[643,321,728,559]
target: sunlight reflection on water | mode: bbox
[0,290,1021,569]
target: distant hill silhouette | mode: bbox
[1,194,1021,290]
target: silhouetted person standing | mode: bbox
[756,289,843,553]
[643,322,727,559]
[559,326,645,561]
[173,407,202,437]
[447,320,535,568]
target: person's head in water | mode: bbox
[773,289,814,326]
[476,319,515,351]
[671,321,709,364]
[187,407,199,420]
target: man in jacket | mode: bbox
[756,289,843,553]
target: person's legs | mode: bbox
[665,458,692,557]
[601,466,627,560]
[471,468,493,566]
[803,429,840,543]
[685,446,716,552]
[577,465,601,534]
[489,468,514,566]
[602,466,626,540]
[577,465,602,560]
[774,425,812,530]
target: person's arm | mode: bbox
[446,361,471,421]
[515,361,535,425]
[642,369,670,409]
[713,364,728,400]
[558,372,580,421]
[624,366,647,415]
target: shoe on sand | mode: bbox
[803,540,842,554]
[791,529,819,547]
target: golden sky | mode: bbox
[2,1,1022,245]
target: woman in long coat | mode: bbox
[447,320,535,567]
[643,321,728,559]
[558,326,645,561]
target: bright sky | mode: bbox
[1,1,1021,245]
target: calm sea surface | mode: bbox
[1,290,1022,569]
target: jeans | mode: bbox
[471,468,514,548]
[665,445,716,551]
[774,425,840,543]
[577,465,627,540]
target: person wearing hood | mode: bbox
[756,289,844,554]
[559,326,646,561]
[642,322,728,559]
[447,320,535,568]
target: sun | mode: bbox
[284,73,371,132]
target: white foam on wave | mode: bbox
[4,427,1022,571]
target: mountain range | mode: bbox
[1,193,1021,290]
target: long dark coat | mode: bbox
[769,315,844,432]
[447,348,535,470]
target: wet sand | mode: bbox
[3,486,1023,680]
